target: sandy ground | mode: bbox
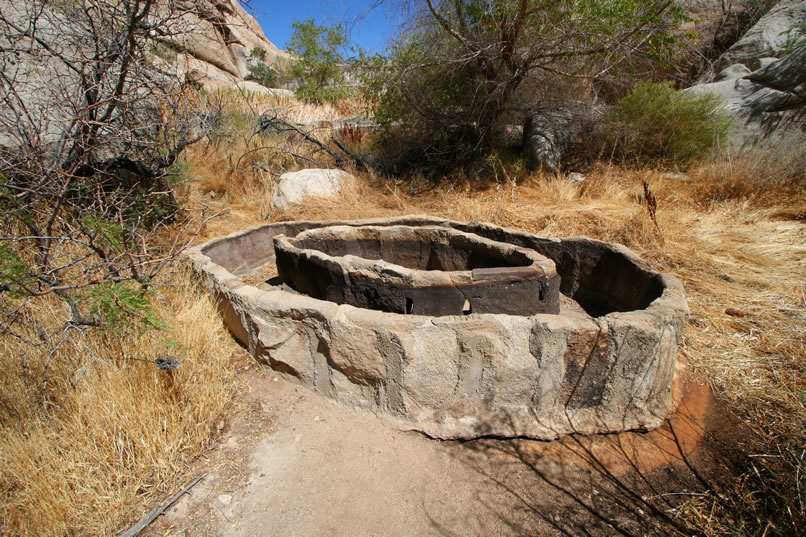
[143,358,747,537]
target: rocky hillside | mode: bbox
[171,0,289,88]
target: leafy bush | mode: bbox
[246,60,280,88]
[250,46,267,61]
[607,82,733,168]
[287,18,353,104]
[358,0,684,175]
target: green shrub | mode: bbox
[246,61,279,88]
[250,46,267,61]
[608,81,733,168]
[287,18,353,104]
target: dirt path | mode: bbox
[145,362,745,537]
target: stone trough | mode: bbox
[187,216,689,440]
[273,225,560,316]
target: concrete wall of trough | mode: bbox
[186,216,689,440]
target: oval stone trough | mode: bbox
[273,225,561,316]
[186,216,689,440]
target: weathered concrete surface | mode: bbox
[273,225,560,316]
[186,216,688,440]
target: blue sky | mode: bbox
[239,1,403,54]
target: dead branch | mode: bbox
[118,474,205,537]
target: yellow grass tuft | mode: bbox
[0,271,240,536]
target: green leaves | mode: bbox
[246,62,280,88]
[287,17,353,104]
[0,243,34,298]
[358,0,685,175]
[608,81,734,167]
[249,47,267,61]
[87,281,166,334]
[245,47,280,88]
[82,215,123,251]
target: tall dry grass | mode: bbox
[249,148,804,534]
[188,88,358,201]
[0,270,240,536]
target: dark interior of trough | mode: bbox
[291,236,532,272]
[452,223,666,316]
[275,227,559,317]
[203,220,666,318]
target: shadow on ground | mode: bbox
[426,369,756,536]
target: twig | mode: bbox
[118,474,205,537]
[257,115,345,166]
[235,145,318,170]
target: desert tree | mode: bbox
[360,0,684,174]
[287,17,353,104]
[0,0,214,399]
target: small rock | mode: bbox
[218,493,232,506]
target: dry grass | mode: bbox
[0,270,240,536]
[187,89,356,203]
[2,85,803,535]
[249,152,805,534]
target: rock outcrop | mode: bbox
[168,0,290,88]
[685,1,806,147]
[686,45,806,147]
[714,0,806,72]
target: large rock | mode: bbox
[686,45,806,147]
[234,82,294,98]
[522,106,577,173]
[715,0,806,72]
[271,169,357,211]
[165,0,291,88]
